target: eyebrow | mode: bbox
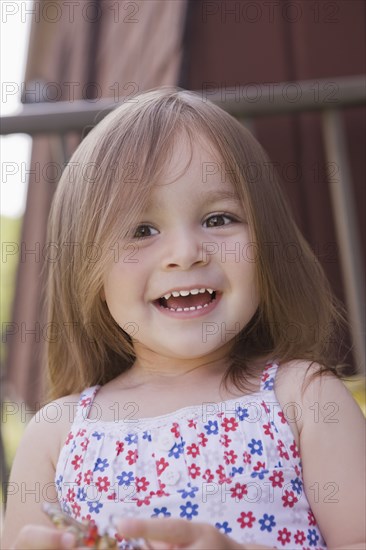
[202,190,241,204]
[146,189,241,209]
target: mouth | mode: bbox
[154,287,219,312]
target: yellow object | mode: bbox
[343,376,366,416]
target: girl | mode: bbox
[2,88,365,550]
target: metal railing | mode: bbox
[1,75,366,375]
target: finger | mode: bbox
[116,517,205,546]
[14,525,76,549]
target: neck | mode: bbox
[125,342,234,387]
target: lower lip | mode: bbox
[153,293,222,319]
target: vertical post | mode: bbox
[322,109,365,375]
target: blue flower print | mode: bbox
[94,458,109,472]
[77,487,87,501]
[230,466,244,477]
[204,420,218,435]
[259,514,276,532]
[151,507,171,518]
[236,406,249,421]
[168,440,185,459]
[263,377,274,390]
[248,438,263,456]
[251,466,269,480]
[117,471,134,487]
[215,521,232,535]
[307,529,320,546]
[180,501,199,520]
[87,501,103,514]
[92,431,103,440]
[270,420,279,434]
[125,433,138,445]
[55,474,63,492]
[143,430,152,442]
[177,483,199,499]
[291,477,303,495]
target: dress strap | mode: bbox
[259,361,279,392]
[74,385,101,423]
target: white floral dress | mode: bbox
[55,362,327,548]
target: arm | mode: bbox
[1,398,77,548]
[293,362,366,550]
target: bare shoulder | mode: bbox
[275,359,362,433]
[1,393,81,545]
[16,392,81,468]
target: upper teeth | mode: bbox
[162,288,214,300]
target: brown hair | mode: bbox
[44,87,347,401]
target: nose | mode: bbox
[161,227,208,270]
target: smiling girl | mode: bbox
[2,88,365,550]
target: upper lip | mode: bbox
[154,286,219,301]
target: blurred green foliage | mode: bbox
[1,215,22,368]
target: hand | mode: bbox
[115,517,244,550]
[12,525,76,550]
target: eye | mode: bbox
[204,213,237,228]
[133,224,158,239]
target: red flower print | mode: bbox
[187,443,200,458]
[80,438,89,451]
[155,481,169,498]
[197,432,208,447]
[253,461,266,472]
[261,400,270,414]
[71,502,81,518]
[108,492,117,501]
[95,476,110,492]
[188,463,201,479]
[290,441,300,458]
[269,470,284,487]
[308,510,316,526]
[135,476,150,493]
[65,432,74,445]
[282,489,298,508]
[171,422,180,437]
[262,372,269,382]
[80,397,91,408]
[188,418,197,429]
[219,434,231,448]
[230,482,248,500]
[277,440,289,460]
[116,440,124,456]
[216,465,231,485]
[278,411,287,424]
[76,429,86,437]
[224,450,238,465]
[277,527,291,546]
[221,417,239,432]
[66,488,75,502]
[156,457,169,475]
[135,492,153,507]
[84,470,93,484]
[263,423,274,439]
[294,530,306,544]
[126,449,138,465]
[71,454,83,470]
[237,511,256,528]
[203,468,214,483]
[74,472,82,486]
[243,451,252,464]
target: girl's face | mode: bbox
[102,136,259,366]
